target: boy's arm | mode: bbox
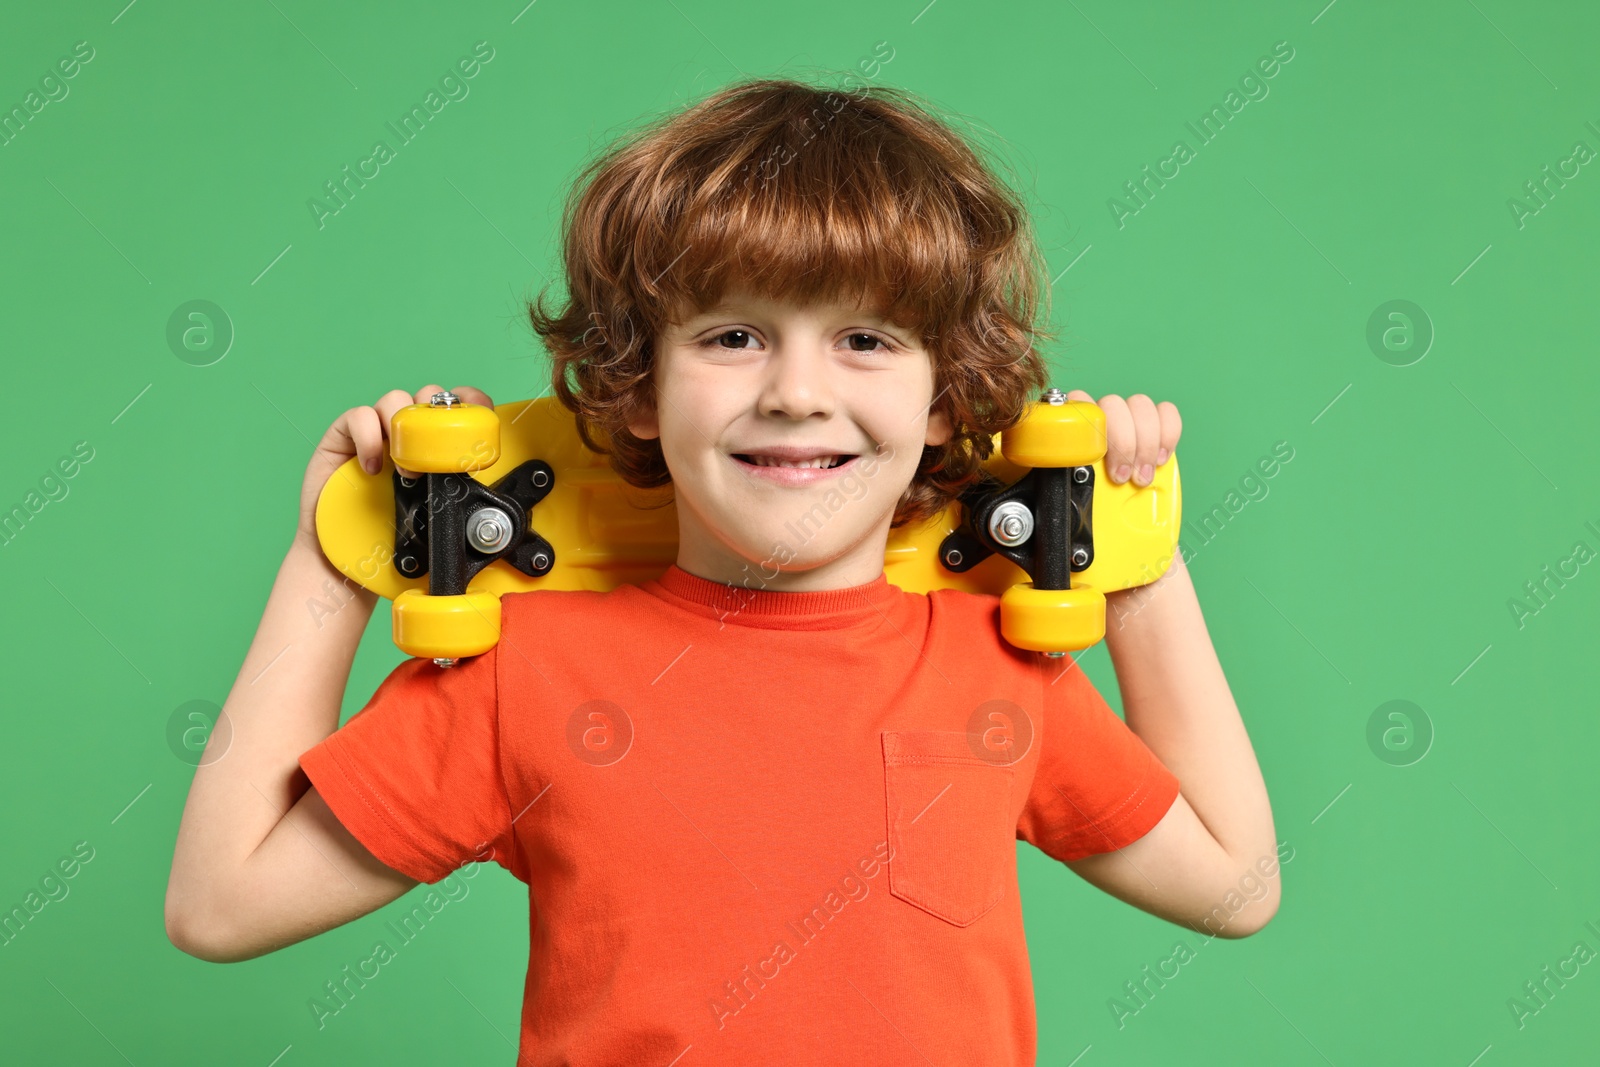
[1063,552,1282,938]
[164,539,418,962]
[165,384,485,962]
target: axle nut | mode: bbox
[467,506,514,553]
[988,501,1034,547]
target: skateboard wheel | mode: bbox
[1001,400,1106,468]
[392,589,502,659]
[390,401,501,474]
[999,583,1106,653]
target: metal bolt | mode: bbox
[987,501,1033,547]
[1042,388,1066,405]
[1043,651,1066,659]
[399,555,417,573]
[434,657,458,668]
[531,470,550,488]
[531,552,550,570]
[944,549,964,568]
[467,507,514,553]
[1072,547,1090,567]
[429,391,460,408]
[1072,466,1090,484]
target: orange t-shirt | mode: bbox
[299,563,1180,1066]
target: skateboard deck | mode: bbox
[315,395,1181,609]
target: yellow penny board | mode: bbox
[315,396,1181,603]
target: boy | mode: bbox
[166,78,1278,1064]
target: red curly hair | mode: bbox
[527,76,1052,528]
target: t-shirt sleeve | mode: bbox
[298,644,521,885]
[1016,657,1181,863]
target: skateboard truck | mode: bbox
[937,388,1108,657]
[393,462,557,590]
[940,462,1094,577]
[389,391,557,666]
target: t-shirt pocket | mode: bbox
[881,730,1016,927]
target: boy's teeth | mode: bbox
[751,455,838,469]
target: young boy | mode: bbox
[166,78,1278,1064]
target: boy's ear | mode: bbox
[626,400,660,441]
[925,407,954,447]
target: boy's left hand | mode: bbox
[1064,391,1181,488]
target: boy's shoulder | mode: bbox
[922,585,1039,664]
[923,582,1004,623]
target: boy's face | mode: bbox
[629,287,952,590]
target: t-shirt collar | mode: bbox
[641,563,901,629]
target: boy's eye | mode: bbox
[845,332,890,353]
[704,329,757,350]
[696,329,894,352]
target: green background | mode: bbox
[2,0,1596,1063]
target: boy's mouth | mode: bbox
[729,451,861,485]
[732,453,855,470]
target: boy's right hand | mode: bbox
[293,384,495,556]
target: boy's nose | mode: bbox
[758,347,834,420]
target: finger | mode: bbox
[346,406,385,475]
[313,405,366,464]
[450,385,495,410]
[1156,401,1182,466]
[372,388,419,478]
[372,389,415,443]
[1097,394,1135,482]
[1125,394,1161,486]
[458,386,493,407]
